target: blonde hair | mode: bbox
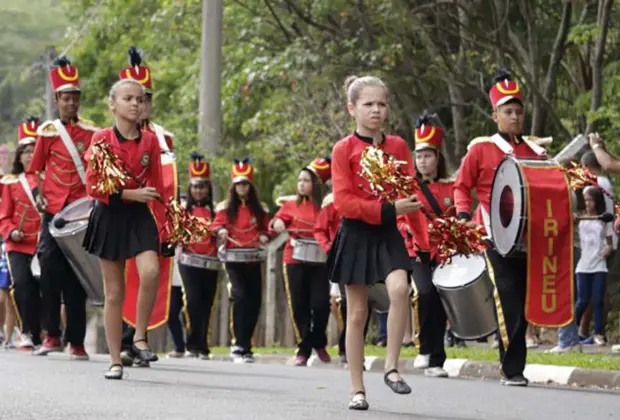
[108,79,145,100]
[343,75,388,105]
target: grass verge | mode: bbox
[210,346,620,371]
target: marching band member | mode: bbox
[118,46,177,366]
[177,152,218,359]
[454,69,547,386]
[212,159,270,363]
[405,113,454,377]
[82,78,166,380]
[329,75,428,410]
[271,157,331,366]
[0,118,43,351]
[29,56,98,360]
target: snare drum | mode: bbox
[490,157,563,256]
[218,246,266,263]
[49,197,103,306]
[292,239,327,263]
[179,252,222,271]
[432,254,497,340]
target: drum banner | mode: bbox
[123,159,178,329]
[523,166,574,327]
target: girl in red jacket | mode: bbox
[212,159,269,363]
[83,79,166,380]
[0,117,43,350]
[271,157,331,366]
[329,75,427,410]
[176,152,219,359]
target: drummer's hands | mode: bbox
[259,234,269,245]
[272,218,286,234]
[217,228,229,242]
[589,133,604,149]
[10,230,23,242]
[123,187,161,203]
[395,195,423,215]
[35,197,47,213]
[601,244,612,258]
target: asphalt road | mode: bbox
[1,351,619,420]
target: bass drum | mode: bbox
[432,254,497,340]
[49,197,103,307]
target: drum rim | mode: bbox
[49,197,93,237]
[432,254,487,289]
[490,156,527,256]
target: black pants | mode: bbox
[38,212,86,345]
[180,264,218,354]
[411,259,446,368]
[485,248,527,378]
[284,263,330,357]
[337,282,371,355]
[167,285,186,352]
[226,262,262,354]
[7,251,41,345]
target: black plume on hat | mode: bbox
[494,68,514,83]
[128,46,143,67]
[26,116,40,124]
[415,110,438,129]
[53,56,72,67]
[190,151,204,161]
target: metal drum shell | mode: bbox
[179,252,222,271]
[218,247,266,263]
[432,254,497,340]
[292,239,327,264]
[49,197,103,307]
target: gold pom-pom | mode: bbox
[163,198,212,247]
[359,146,415,202]
[88,141,131,195]
[430,217,488,265]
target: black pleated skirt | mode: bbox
[82,200,159,261]
[327,217,411,286]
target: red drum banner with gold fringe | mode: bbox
[523,166,574,327]
[123,158,178,330]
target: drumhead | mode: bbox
[490,156,526,256]
[432,254,486,289]
[49,197,94,237]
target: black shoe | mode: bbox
[132,339,158,363]
[383,369,412,394]
[455,339,467,348]
[501,373,529,387]
[120,350,134,367]
[348,391,369,411]
[104,364,123,380]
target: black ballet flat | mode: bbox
[132,339,158,363]
[104,364,123,380]
[348,391,369,411]
[384,369,412,394]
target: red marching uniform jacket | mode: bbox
[143,121,174,153]
[212,201,270,249]
[313,193,342,254]
[0,174,41,255]
[454,133,545,233]
[28,118,98,215]
[182,205,217,256]
[331,133,430,251]
[270,198,320,264]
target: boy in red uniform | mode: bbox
[29,56,98,359]
[454,69,547,386]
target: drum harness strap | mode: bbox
[419,181,443,218]
[52,119,86,185]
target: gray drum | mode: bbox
[292,239,327,263]
[218,246,266,263]
[432,254,497,340]
[49,197,103,307]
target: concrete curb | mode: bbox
[207,354,620,389]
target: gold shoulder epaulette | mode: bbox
[275,195,296,207]
[0,174,18,185]
[321,193,334,208]
[524,135,553,146]
[37,121,58,137]
[467,136,494,150]
[77,118,99,132]
[215,200,229,212]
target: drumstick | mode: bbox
[35,171,47,208]
[575,212,614,223]
[226,237,243,246]
[53,214,91,229]
[17,212,27,233]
